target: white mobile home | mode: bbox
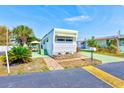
[41,28,78,56]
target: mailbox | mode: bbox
[89,47,96,52]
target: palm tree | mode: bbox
[13,25,33,46]
[87,36,97,47]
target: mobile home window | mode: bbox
[55,36,65,42]
[46,38,49,42]
[66,37,73,42]
[57,38,65,41]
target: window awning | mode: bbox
[55,33,76,37]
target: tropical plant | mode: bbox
[87,36,97,47]
[107,39,118,53]
[12,25,34,46]
[97,39,118,53]
[2,46,32,64]
[106,39,112,48]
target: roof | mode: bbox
[96,37,115,40]
[77,34,124,42]
[41,28,78,41]
[96,35,124,40]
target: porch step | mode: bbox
[82,66,124,88]
[43,57,64,70]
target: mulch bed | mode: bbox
[57,58,102,69]
[52,53,102,69]
[52,53,83,60]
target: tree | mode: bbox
[13,25,33,46]
[87,36,97,47]
[0,26,8,45]
[0,26,11,45]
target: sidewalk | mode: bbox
[43,57,64,70]
[80,51,124,63]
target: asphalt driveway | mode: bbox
[97,62,124,80]
[0,52,5,56]
[0,68,111,88]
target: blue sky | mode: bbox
[0,5,124,40]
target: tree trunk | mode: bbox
[20,36,27,46]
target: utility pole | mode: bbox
[5,28,10,74]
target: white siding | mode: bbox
[53,28,77,55]
[97,40,107,48]
[53,43,77,55]
[46,31,54,56]
[42,30,54,56]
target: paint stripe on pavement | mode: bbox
[82,66,124,88]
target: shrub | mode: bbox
[87,36,97,47]
[2,46,32,65]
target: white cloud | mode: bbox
[64,15,91,22]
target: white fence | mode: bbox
[0,46,12,52]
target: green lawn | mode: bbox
[80,50,124,58]
[80,51,124,63]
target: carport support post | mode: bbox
[6,29,10,74]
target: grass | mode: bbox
[80,50,124,58]
[0,57,49,76]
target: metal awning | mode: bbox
[55,33,76,37]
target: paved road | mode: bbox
[0,68,111,88]
[81,51,124,63]
[97,62,124,80]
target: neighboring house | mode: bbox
[80,34,124,52]
[96,35,124,52]
[77,40,88,49]
[41,28,78,56]
[0,34,16,52]
[9,34,17,46]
